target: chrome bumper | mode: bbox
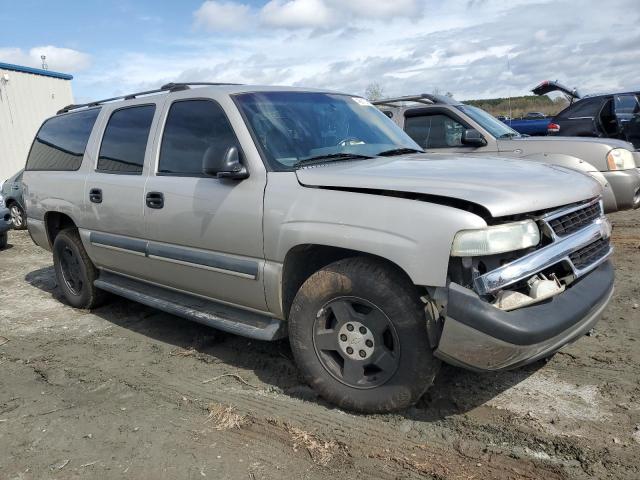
[474,206,612,295]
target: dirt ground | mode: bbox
[0,211,638,480]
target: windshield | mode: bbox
[456,105,521,138]
[235,91,420,170]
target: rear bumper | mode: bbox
[602,169,640,211]
[435,260,614,371]
[0,208,11,233]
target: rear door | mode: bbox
[614,94,640,148]
[82,101,159,278]
[142,97,268,311]
[552,97,605,137]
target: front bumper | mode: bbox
[0,208,11,234]
[602,169,640,211]
[435,261,614,371]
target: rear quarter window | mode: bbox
[25,109,100,171]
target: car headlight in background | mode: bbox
[607,148,636,170]
[0,194,4,208]
[451,220,540,257]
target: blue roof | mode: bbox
[0,61,73,80]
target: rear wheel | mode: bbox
[288,257,439,413]
[9,204,26,230]
[52,229,106,309]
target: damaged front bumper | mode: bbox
[435,260,614,371]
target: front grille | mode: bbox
[548,202,601,237]
[569,238,610,270]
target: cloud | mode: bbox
[0,45,91,72]
[193,0,252,31]
[76,0,640,102]
[260,0,334,29]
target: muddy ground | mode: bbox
[0,211,638,480]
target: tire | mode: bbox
[52,228,106,309]
[9,203,26,230]
[0,232,7,249]
[288,257,440,413]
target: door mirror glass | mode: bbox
[202,145,249,179]
[461,128,487,147]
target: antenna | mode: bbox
[40,55,48,70]
[506,55,512,120]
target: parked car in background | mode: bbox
[1,169,27,229]
[23,82,614,413]
[375,94,640,212]
[0,195,12,248]
[525,112,547,119]
[532,80,640,148]
[503,115,550,136]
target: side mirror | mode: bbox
[202,145,249,180]
[461,128,487,147]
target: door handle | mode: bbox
[89,188,102,204]
[146,192,164,209]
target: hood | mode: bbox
[295,155,602,218]
[498,135,636,170]
[532,80,581,99]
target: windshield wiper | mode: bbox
[498,132,521,139]
[376,147,424,156]
[294,153,373,168]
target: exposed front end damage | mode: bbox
[433,197,615,371]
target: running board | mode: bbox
[94,271,286,341]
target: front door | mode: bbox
[143,98,268,312]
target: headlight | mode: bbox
[451,220,540,257]
[607,148,636,170]
[0,194,4,208]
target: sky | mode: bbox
[0,0,638,103]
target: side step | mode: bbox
[94,271,287,341]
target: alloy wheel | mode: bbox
[313,296,400,389]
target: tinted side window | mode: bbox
[404,114,465,148]
[159,100,238,176]
[25,109,100,171]
[97,105,155,174]
[559,98,603,119]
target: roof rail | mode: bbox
[56,81,242,115]
[372,93,460,107]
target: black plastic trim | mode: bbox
[146,243,259,277]
[447,260,614,345]
[89,232,147,254]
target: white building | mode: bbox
[0,62,74,182]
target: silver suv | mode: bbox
[23,83,614,412]
[375,94,640,213]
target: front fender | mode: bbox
[521,153,616,211]
[264,173,487,288]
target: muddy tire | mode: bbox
[0,232,7,249]
[52,228,106,309]
[288,257,439,413]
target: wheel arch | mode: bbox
[44,211,79,248]
[280,243,417,321]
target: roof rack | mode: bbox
[372,93,460,107]
[56,82,242,115]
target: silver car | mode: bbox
[375,94,640,213]
[23,84,614,412]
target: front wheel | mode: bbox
[288,257,439,413]
[9,204,26,230]
[52,229,106,309]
